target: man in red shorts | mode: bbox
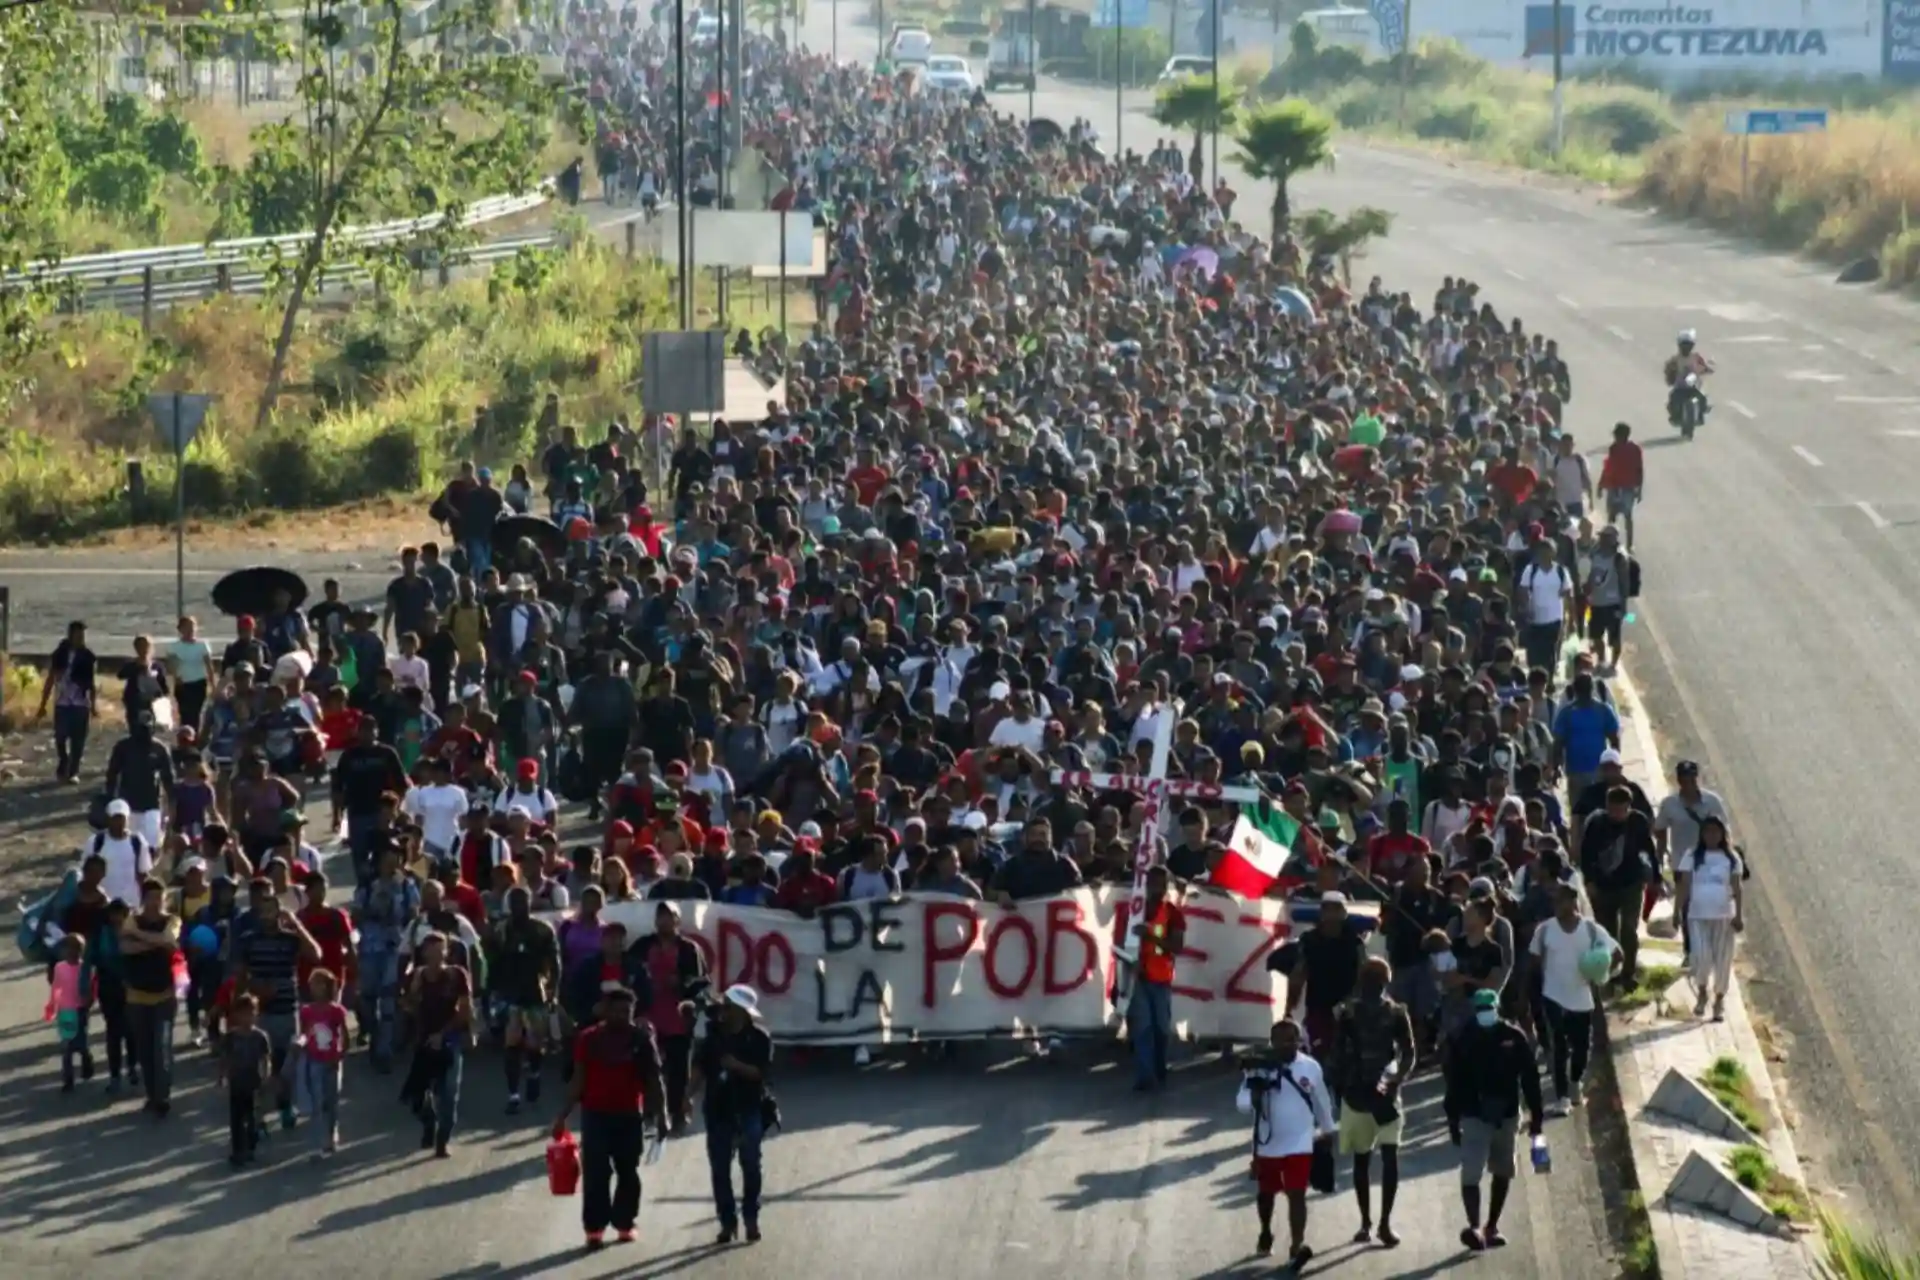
[1236,1018,1336,1269]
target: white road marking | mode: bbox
[1837,395,1920,405]
[1793,446,1825,467]
[1886,429,1920,438]
[1555,294,1581,310]
[1785,370,1846,383]
[1722,334,1788,344]
[1606,324,1632,342]
[1728,400,1757,419]
[1803,342,1827,351]
[1856,501,1892,529]
[1503,267,1526,281]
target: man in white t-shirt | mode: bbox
[93,800,154,905]
[402,759,469,860]
[1514,539,1573,679]
[1527,883,1620,1114]
[988,691,1047,754]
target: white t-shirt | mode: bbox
[1518,562,1572,626]
[988,715,1046,754]
[404,783,470,853]
[92,832,153,906]
[1675,847,1739,920]
[1528,914,1617,1013]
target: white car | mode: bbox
[922,55,975,93]
[889,26,933,65]
[1156,55,1215,83]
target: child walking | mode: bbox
[219,993,273,1168]
[49,934,94,1091]
[298,969,349,1157]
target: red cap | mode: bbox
[608,820,635,838]
[515,670,537,686]
[855,788,879,804]
[515,758,540,779]
[705,828,729,850]
[665,761,688,778]
[954,487,973,501]
[634,845,662,866]
[237,615,257,629]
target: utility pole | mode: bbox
[1550,0,1565,157]
[1397,0,1414,130]
[1114,7,1122,156]
[1026,0,1036,125]
[1209,0,1219,188]
[675,0,691,327]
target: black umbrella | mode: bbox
[210,566,308,618]
[492,513,567,558]
[1028,117,1064,149]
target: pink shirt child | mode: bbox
[298,1002,350,1065]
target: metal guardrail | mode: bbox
[11,190,552,317]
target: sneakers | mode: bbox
[853,1046,871,1066]
[506,1094,523,1116]
[1484,1226,1509,1248]
[280,1105,298,1131]
[1546,1099,1571,1118]
[1461,1226,1486,1252]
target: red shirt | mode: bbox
[299,1002,350,1065]
[848,465,890,506]
[1599,440,1644,491]
[1487,462,1537,508]
[445,881,487,930]
[1114,899,1187,985]
[573,1020,661,1114]
[1365,832,1431,887]
[296,905,354,995]
[774,870,839,913]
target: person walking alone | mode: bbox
[696,984,776,1245]
[1674,814,1742,1021]
[1443,989,1545,1251]
[554,985,667,1252]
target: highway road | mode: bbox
[2,7,1911,1264]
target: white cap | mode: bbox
[963,811,990,831]
[506,804,532,820]
[988,680,1011,700]
[181,857,208,874]
[1599,748,1625,766]
[722,984,762,1017]
[1399,664,1425,682]
[1320,890,1349,907]
[105,799,132,818]
[798,820,823,838]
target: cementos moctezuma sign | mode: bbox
[1370,0,1920,79]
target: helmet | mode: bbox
[1677,328,1697,345]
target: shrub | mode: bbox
[1414,95,1493,143]
[69,151,165,229]
[358,421,431,491]
[1567,97,1676,156]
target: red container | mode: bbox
[547,1133,580,1197]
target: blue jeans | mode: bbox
[301,1055,341,1151]
[705,1106,765,1229]
[463,536,493,579]
[358,948,402,1066]
[346,811,383,885]
[1127,979,1174,1088]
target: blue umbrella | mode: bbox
[1273,287,1317,321]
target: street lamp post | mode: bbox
[1209,0,1220,188]
[675,0,690,327]
[1026,0,1036,125]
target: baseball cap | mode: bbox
[1320,891,1349,907]
[1599,748,1625,766]
[105,799,132,818]
[1471,988,1500,1010]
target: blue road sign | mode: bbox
[1092,0,1149,28]
[1723,108,1829,136]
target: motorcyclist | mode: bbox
[1663,330,1714,426]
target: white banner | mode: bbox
[595,888,1292,1046]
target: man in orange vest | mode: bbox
[1124,864,1187,1093]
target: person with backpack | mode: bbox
[1526,882,1621,1115]
[1511,534,1574,683]
[1581,525,1637,675]
[91,801,156,908]
[102,714,175,853]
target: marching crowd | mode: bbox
[15,6,1751,1269]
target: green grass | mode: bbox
[1821,1211,1920,1279]
[1621,1190,1660,1279]
[1611,963,1681,1014]
[1701,1055,1768,1135]
[4,240,679,545]
[1726,1144,1813,1222]
[1255,28,1920,285]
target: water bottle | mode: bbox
[1531,1134,1551,1175]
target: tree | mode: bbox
[1295,205,1393,285]
[0,1,79,412]
[1230,97,1335,241]
[245,0,556,429]
[1150,76,1241,184]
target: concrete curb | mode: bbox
[1604,662,1824,1276]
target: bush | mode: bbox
[1567,97,1676,156]
[68,151,166,232]
[358,421,431,491]
[1081,27,1170,86]
[1413,95,1493,143]
[243,147,314,236]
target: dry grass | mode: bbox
[1638,108,1920,282]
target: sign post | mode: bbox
[147,392,212,622]
[1723,108,1828,208]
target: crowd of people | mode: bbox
[16,3,1754,1267]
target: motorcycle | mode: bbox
[1669,372,1708,441]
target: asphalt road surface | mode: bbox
[6,9,1912,1262]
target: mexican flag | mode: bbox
[1215,802,1306,899]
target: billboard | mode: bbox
[1377,0,1890,79]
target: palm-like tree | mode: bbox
[1295,205,1393,285]
[1230,97,1336,242]
[1150,75,1241,184]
